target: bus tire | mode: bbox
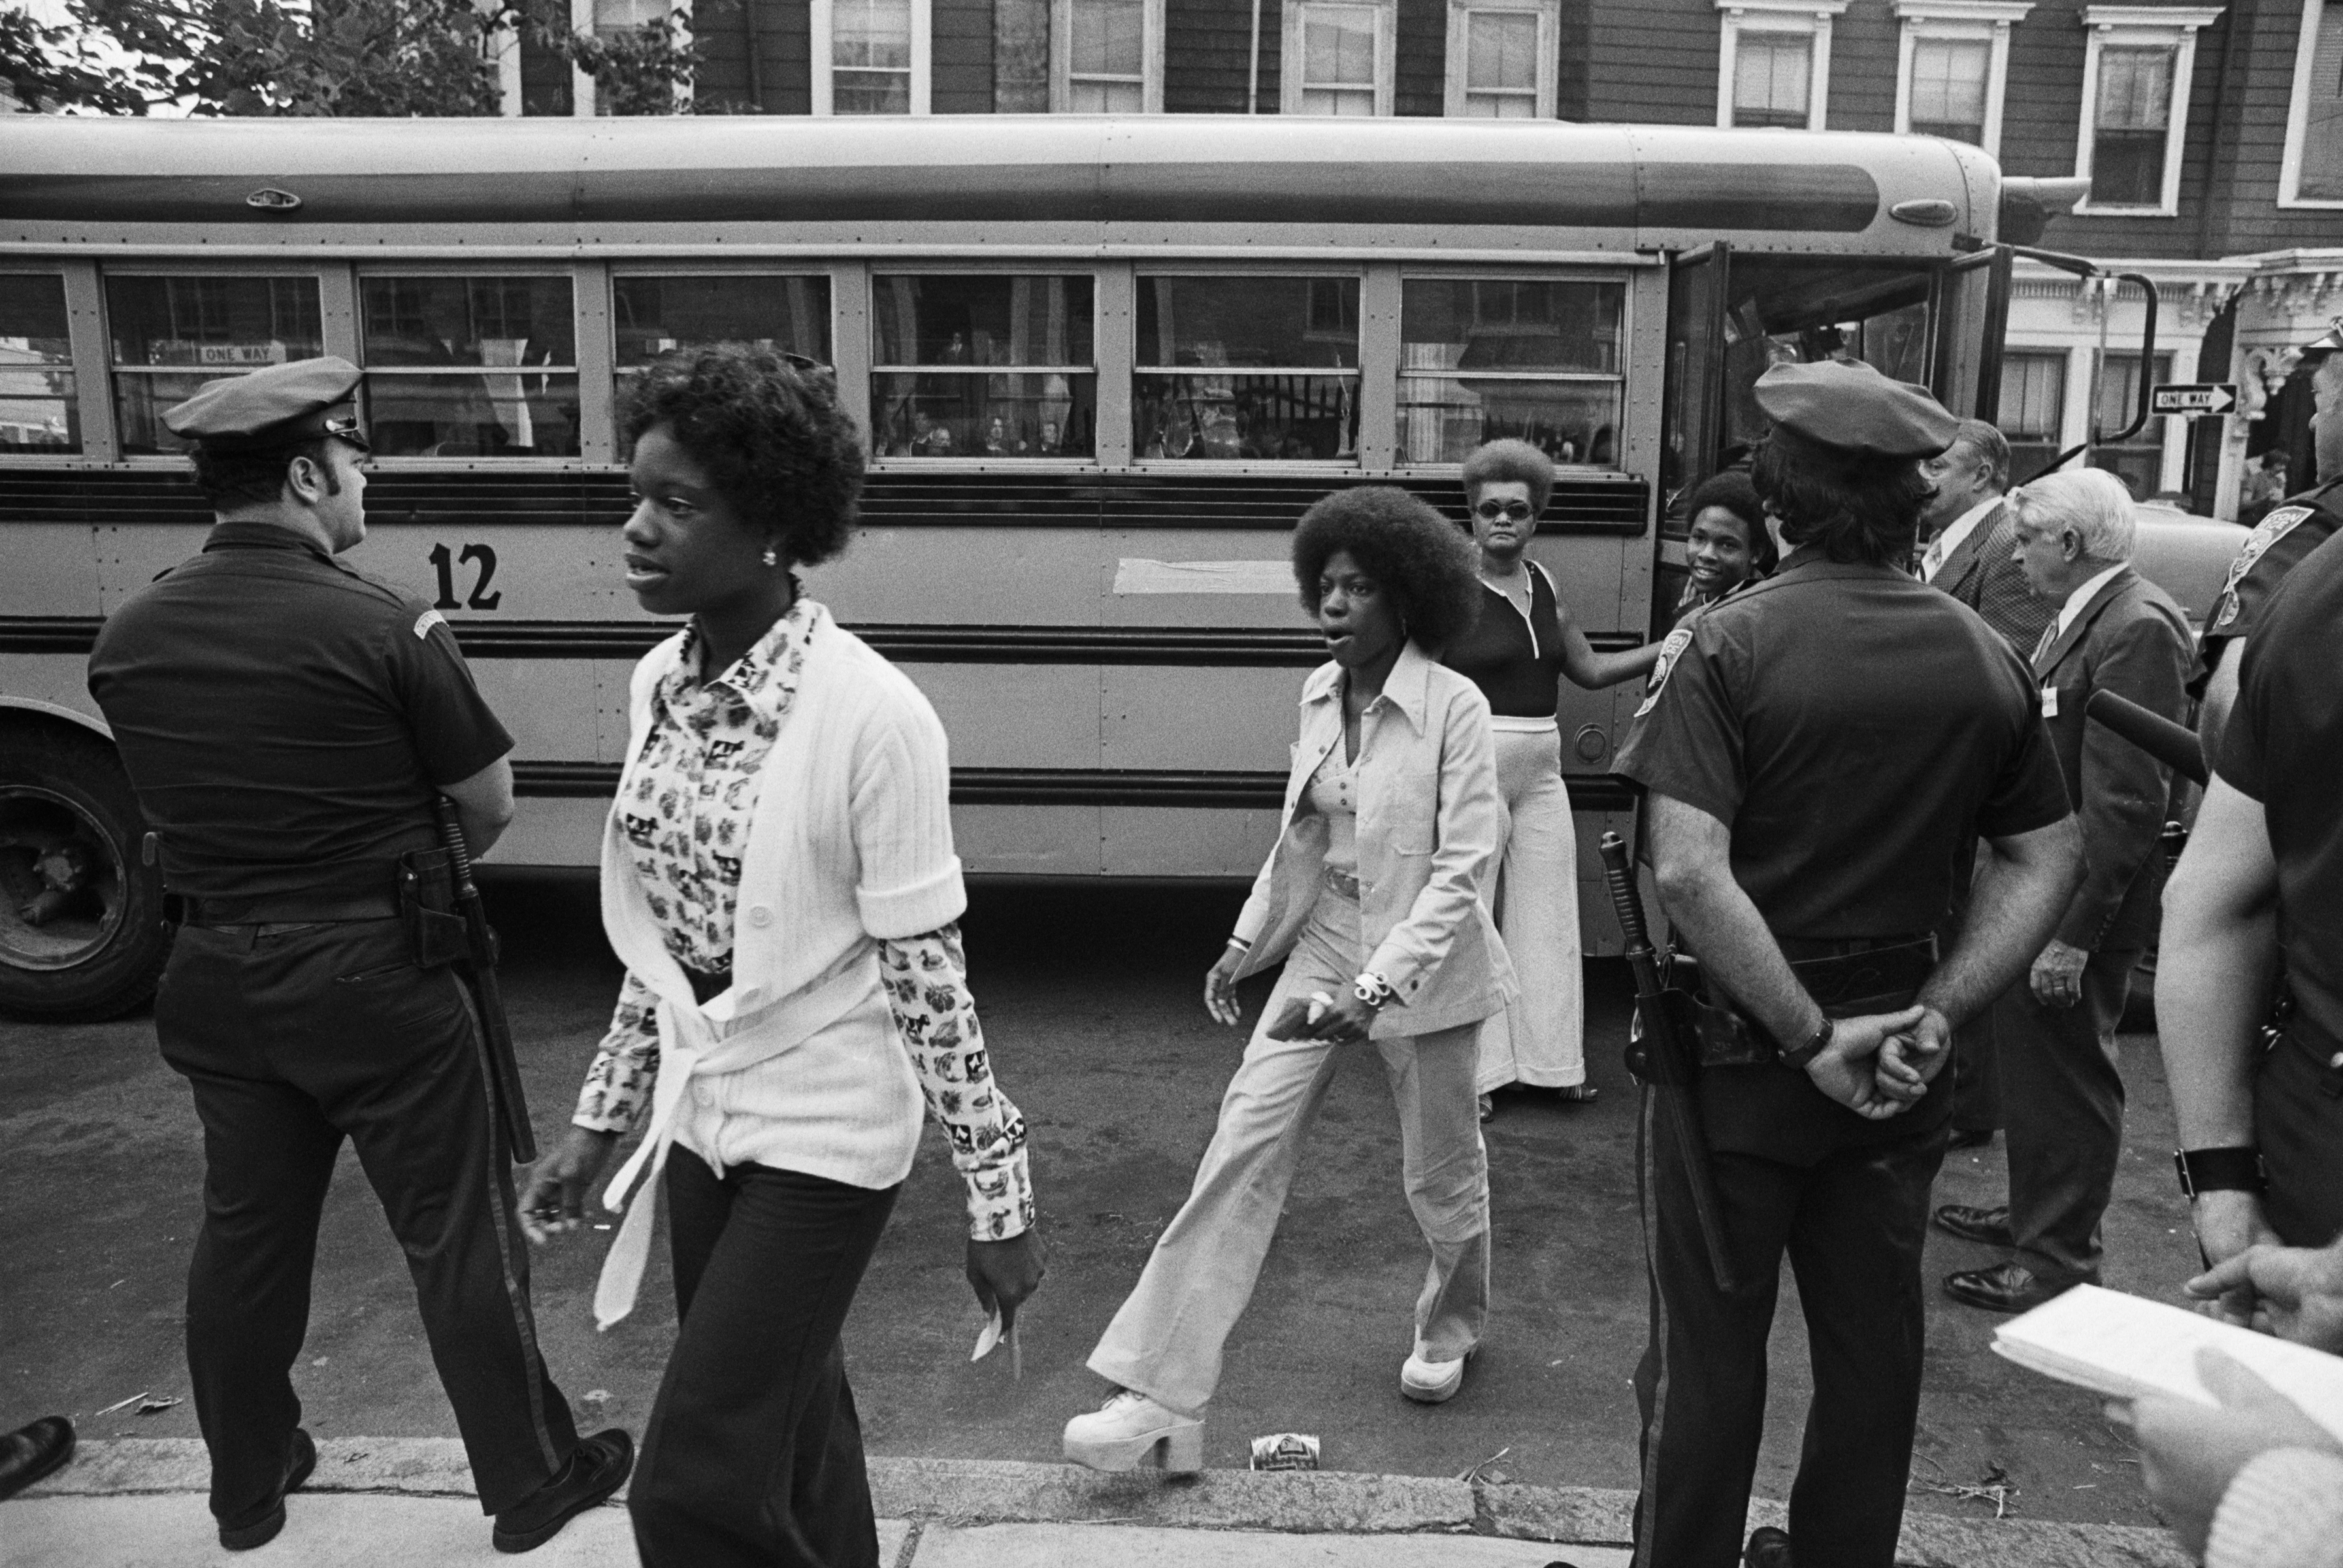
[0,721,169,1022]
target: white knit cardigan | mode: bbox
[591,608,966,1326]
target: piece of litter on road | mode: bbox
[311,1358,329,1367]
[1009,1318,1023,1382]
[96,1392,148,1416]
[593,1224,612,1232]
[1250,1432,1320,1471]
[108,1279,125,1290]
[582,1388,612,1403]
[136,1396,181,1415]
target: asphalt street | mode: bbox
[2,874,2203,1531]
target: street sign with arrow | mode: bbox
[2150,383,2238,416]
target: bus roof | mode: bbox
[0,116,2002,260]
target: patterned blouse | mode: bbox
[572,598,1034,1241]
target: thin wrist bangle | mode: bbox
[1226,936,1251,951]
[1354,971,1394,1008]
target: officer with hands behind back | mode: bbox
[84,358,631,1556]
[1614,359,2083,1568]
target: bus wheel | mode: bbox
[0,725,169,1022]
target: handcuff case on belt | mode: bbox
[397,848,471,970]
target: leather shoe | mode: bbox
[1943,1261,2068,1314]
[218,1428,316,1551]
[1744,1526,1795,1567]
[0,1416,74,1501]
[491,1428,634,1554]
[1933,1202,2013,1247]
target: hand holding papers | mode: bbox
[970,1307,1022,1380]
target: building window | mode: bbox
[105,274,325,456]
[0,274,80,453]
[2090,350,2173,498]
[1714,0,1848,131]
[811,0,930,114]
[1283,0,1395,116]
[2074,6,2222,216]
[2282,0,2343,204]
[1397,278,1624,465]
[1135,276,1358,460]
[1445,0,1560,118]
[1892,1,2029,155]
[359,276,578,459]
[1999,350,2067,483]
[872,275,1096,459]
[1053,0,1162,111]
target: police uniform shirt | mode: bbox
[2216,529,2343,1052]
[87,523,514,900]
[2202,478,2342,661]
[1615,547,2072,941]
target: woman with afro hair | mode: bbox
[520,344,1045,1568]
[1065,487,1516,1468]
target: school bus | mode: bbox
[0,114,2053,1018]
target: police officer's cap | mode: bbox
[1753,358,1960,461]
[164,355,367,453]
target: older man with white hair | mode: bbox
[1938,467,2200,1313]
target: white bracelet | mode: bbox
[1353,972,1394,1007]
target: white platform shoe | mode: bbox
[1062,1390,1205,1473]
[1400,1342,1468,1404]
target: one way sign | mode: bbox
[2151,383,2240,416]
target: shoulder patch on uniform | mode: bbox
[1634,625,1696,719]
[413,608,446,640]
[2212,506,2313,629]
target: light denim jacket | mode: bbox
[1230,640,1516,1038]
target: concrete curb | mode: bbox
[24,1440,2187,1568]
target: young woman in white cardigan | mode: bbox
[1064,488,1513,1471]
[519,347,1045,1568]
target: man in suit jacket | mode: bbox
[1938,468,2199,1313]
[1918,421,2061,1148]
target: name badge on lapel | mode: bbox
[2040,685,2059,719]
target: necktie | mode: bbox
[2031,620,2058,665]
[1920,536,1946,581]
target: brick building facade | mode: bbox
[508,0,2343,512]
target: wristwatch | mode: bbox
[2173,1147,2266,1199]
[1778,1014,1834,1071]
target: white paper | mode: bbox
[2040,685,2059,717]
[971,1308,1002,1362]
[1113,559,1294,596]
[1991,1284,2343,1444]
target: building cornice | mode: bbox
[1714,0,1852,15]
[1890,0,2033,22]
[2078,4,2223,31]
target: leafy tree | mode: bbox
[0,0,700,116]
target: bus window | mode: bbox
[1396,278,1624,466]
[872,274,1096,459]
[1716,259,1933,457]
[1135,276,1359,461]
[0,274,78,453]
[104,274,324,455]
[613,274,832,376]
[359,275,578,459]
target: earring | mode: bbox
[761,546,779,568]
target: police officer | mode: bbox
[2158,320,2343,1305]
[1614,359,2083,1568]
[84,359,629,1554]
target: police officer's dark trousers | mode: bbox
[1993,946,2137,1285]
[156,916,578,1527]
[1631,1075,1949,1568]
[2263,1021,2343,1248]
[629,1149,899,1568]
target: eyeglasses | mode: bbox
[1474,500,1535,523]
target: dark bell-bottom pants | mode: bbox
[157,918,577,1527]
[1630,1086,1948,1568]
[629,1148,900,1568]
[1993,947,2137,1287]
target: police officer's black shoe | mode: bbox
[1943,1260,2066,1314]
[1744,1526,1795,1567]
[0,1415,74,1501]
[491,1428,633,1554]
[217,1428,316,1551]
[1933,1202,2013,1247]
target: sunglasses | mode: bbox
[1474,500,1534,523]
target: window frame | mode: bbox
[0,267,88,460]
[1051,0,1165,112]
[810,0,932,116]
[1714,0,1850,132]
[1129,267,1366,469]
[1281,0,1398,118]
[351,265,591,466]
[1443,0,1561,119]
[99,267,335,463]
[1392,270,1630,470]
[2280,0,2343,208]
[2072,4,2223,218]
[1891,0,2031,157]
[867,269,1103,464]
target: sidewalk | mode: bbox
[10,1440,2189,1568]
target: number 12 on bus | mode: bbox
[0,115,2060,1019]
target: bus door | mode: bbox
[1934,244,2013,424]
